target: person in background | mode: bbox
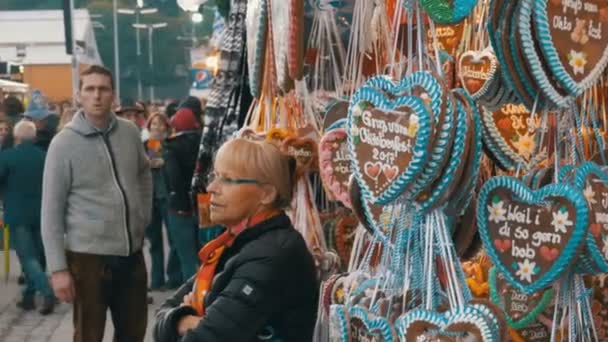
[42,65,152,342]
[154,138,318,342]
[0,120,55,314]
[3,96,24,126]
[115,99,146,127]
[22,90,59,151]
[0,118,13,150]
[163,108,202,283]
[58,107,77,131]
[164,101,179,120]
[178,96,204,127]
[144,113,181,290]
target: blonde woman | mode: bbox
[58,107,76,131]
[154,138,319,342]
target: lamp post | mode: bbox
[118,2,157,100]
[133,22,167,103]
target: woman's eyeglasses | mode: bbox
[207,172,261,186]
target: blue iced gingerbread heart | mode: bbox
[477,176,588,294]
[573,162,608,273]
[347,86,434,205]
[533,0,608,96]
[329,304,350,342]
[488,266,554,330]
[395,306,498,341]
[420,0,478,24]
[349,306,395,341]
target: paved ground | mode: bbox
[0,248,174,342]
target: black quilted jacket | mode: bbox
[153,213,319,342]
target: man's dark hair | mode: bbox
[3,96,24,117]
[79,65,115,90]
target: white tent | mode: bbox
[0,79,29,93]
[0,9,102,65]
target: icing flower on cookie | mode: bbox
[488,200,507,223]
[568,50,588,76]
[516,259,537,283]
[584,185,597,205]
[513,132,535,160]
[551,209,573,234]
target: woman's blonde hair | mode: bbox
[59,107,77,131]
[215,138,296,208]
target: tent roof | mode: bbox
[0,79,29,93]
[0,9,102,65]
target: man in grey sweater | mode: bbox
[41,65,153,342]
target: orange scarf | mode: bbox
[190,209,280,316]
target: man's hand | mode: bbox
[150,158,164,169]
[51,270,75,303]
[177,315,201,336]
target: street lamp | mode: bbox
[132,22,168,103]
[118,2,158,100]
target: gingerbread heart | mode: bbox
[335,215,359,267]
[396,306,499,341]
[349,306,395,341]
[349,175,401,244]
[534,0,608,96]
[348,85,434,205]
[330,304,350,342]
[573,161,608,273]
[459,48,499,100]
[427,22,466,55]
[319,128,352,207]
[281,136,318,176]
[489,267,554,329]
[481,103,545,171]
[323,99,350,132]
[420,0,479,24]
[477,176,589,294]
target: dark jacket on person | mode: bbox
[0,141,46,227]
[35,115,59,151]
[163,131,200,214]
[153,213,319,342]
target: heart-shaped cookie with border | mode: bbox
[459,48,499,100]
[395,306,498,341]
[420,0,479,24]
[534,0,608,96]
[349,306,395,341]
[319,128,352,207]
[489,267,554,329]
[281,136,318,176]
[573,161,608,273]
[477,176,589,294]
[246,0,268,98]
[348,87,434,205]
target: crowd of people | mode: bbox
[0,64,319,342]
[0,68,216,315]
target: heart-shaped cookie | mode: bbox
[396,306,498,341]
[459,48,499,100]
[319,128,352,207]
[574,161,608,273]
[335,215,359,267]
[323,99,350,132]
[330,304,350,342]
[534,0,608,96]
[348,175,402,246]
[477,176,589,294]
[516,0,570,108]
[281,136,318,176]
[489,267,554,329]
[427,22,466,55]
[364,71,453,200]
[349,306,395,341]
[420,0,479,24]
[482,103,544,171]
[348,86,434,204]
